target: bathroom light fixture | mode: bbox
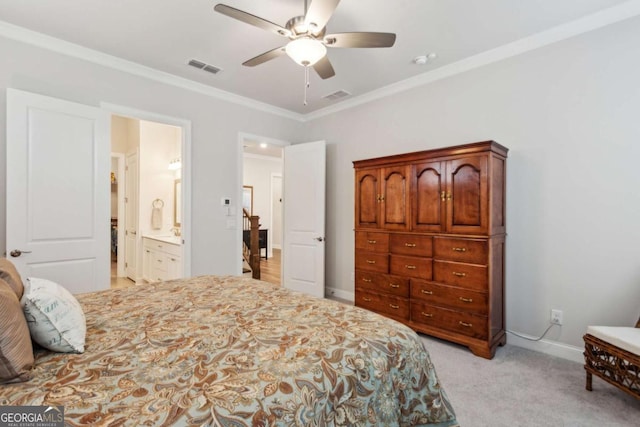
[168,158,182,170]
[260,143,268,148]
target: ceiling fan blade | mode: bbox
[242,46,287,67]
[324,32,396,48]
[214,4,291,37]
[313,56,335,79]
[304,0,341,33]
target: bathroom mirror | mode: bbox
[174,179,181,226]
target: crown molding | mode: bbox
[303,0,640,121]
[2,0,639,124]
[0,20,305,122]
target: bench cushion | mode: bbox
[587,326,640,356]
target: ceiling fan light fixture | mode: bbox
[285,37,327,66]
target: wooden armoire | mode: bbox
[353,141,507,359]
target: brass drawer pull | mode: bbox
[452,247,467,252]
[366,260,376,264]
[362,278,372,283]
[452,271,466,277]
[367,240,377,244]
[389,304,399,310]
[459,321,473,328]
[421,290,433,295]
[389,283,400,288]
[363,297,372,302]
[459,297,473,303]
[421,312,434,318]
[404,243,416,247]
[405,265,416,270]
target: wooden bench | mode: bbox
[583,316,640,400]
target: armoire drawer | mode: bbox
[433,260,487,290]
[389,234,432,257]
[410,279,488,315]
[390,255,432,280]
[355,252,389,273]
[355,231,389,253]
[411,302,488,340]
[433,237,488,264]
[356,290,410,320]
[355,271,409,298]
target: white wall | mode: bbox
[0,35,303,277]
[302,16,640,353]
[243,154,283,256]
[139,120,180,236]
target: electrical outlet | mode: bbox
[551,309,563,325]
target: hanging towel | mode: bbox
[151,199,164,230]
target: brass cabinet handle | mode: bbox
[446,192,452,201]
[452,271,466,277]
[367,240,377,244]
[452,247,467,252]
[405,265,416,270]
[459,321,473,328]
[363,297,372,302]
[440,190,446,201]
[389,283,399,288]
[404,243,416,247]
[380,195,385,202]
[366,260,376,264]
[459,297,473,303]
[421,290,433,295]
[389,304,399,310]
[421,312,434,318]
[362,278,372,283]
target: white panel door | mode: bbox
[6,89,110,294]
[282,141,326,298]
[125,151,139,280]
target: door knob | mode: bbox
[10,249,32,257]
[314,237,325,242]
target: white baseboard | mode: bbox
[506,331,584,363]
[326,286,354,303]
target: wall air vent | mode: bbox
[322,90,351,100]
[188,59,222,75]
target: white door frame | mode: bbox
[102,102,192,278]
[237,132,289,275]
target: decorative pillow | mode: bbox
[0,279,34,383]
[0,258,25,299]
[21,277,86,353]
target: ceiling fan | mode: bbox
[213,0,397,80]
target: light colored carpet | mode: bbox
[420,334,640,427]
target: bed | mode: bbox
[1,275,458,426]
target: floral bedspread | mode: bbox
[1,276,458,426]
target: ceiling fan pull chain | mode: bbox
[304,65,310,106]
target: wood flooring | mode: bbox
[255,249,281,285]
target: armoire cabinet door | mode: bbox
[446,156,488,234]
[355,169,380,228]
[412,161,445,232]
[381,166,410,230]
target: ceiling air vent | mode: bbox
[323,90,351,100]
[188,59,222,75]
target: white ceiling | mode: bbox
[0,0,632,115]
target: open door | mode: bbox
[6,89,110,294]
[282,141,326,298]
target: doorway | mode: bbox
[240,134,287,285]
[105,103,192,287]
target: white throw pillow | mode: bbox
[21,277,86,353]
